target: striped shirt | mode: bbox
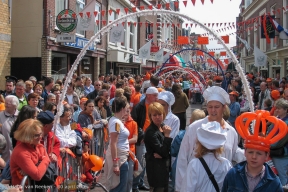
[245,164,265,192]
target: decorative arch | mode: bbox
[54,9,254,126]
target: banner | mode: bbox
[197,36,209,44]
[77,1,96,31]
[254,45,267,67]
[261,15,275,39]
[109,25,125,43]
[154,48,164,61]
[177,36,189,44]
[139,40,152,59]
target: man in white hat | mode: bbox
[175,86,245,192]
[157,91,180,140]
[131,86,159,191]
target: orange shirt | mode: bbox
[131,92,142,108]
[124,116,138,154]
[143,104,150,131]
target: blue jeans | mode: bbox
[127,159,134,192]
[133,143,146,189]
[110,161,129,192]
[272,156,288,185]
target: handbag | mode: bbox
[34,162,57,186]
[199,157,220,192]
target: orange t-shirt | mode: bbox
[124,116,138,154]
[131,92,142,108]
[143,104,150,131]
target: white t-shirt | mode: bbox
[66,94,73,104]
[108,116,129,151]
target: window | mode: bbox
[95,3,101,34]
[245,0,252,9]
[108,10,117,22]
[76,0,85,36]
[52,52,67,81]
[145,21,153,40]
[129,24,134,50]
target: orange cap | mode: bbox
[229,91,239,97]
[80,97,88,104]
[129,78,135,84]
[266,78,272,82]
[271,90,281,100]
[144,73,151,80]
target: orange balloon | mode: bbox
[89,155,103,172]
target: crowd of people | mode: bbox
[0,70,287,192]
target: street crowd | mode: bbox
[0,70,287,192]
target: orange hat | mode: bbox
[229,91,239,97]
[247,74,253,79]
[235,110,287,152]
[129,78,135,84]
[271,90,281,100]
[213,76,222,81]
[83,128,93,140]
[144,73,151,80]
[80,97,88,104]
[266,78,272,82]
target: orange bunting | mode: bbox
[221,35,229,44]
[197,36,209,44]
[220,51,226,56]
[177,36,189,44]
[208,51,215,56]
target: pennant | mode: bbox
[157,4,162,9]
[162,23,165,27]
[190,23,193,27]
[224,59,229,64]
[110,24,125,43]
[132,7,137,12]
[185,23,188,28]
[65,9,69,15]
[96,20,99,25]
[122,22,125,27]
[165,3,170,9]
[101,10,105,17]
[139,40,152,59]
[72,13,77,19]
[208,51,215,56]
[183,1,188,7]
[148,5,153,10]
[220,51,226,56]
[124,8,129,14]
[140,6,145,10]
[128,22,131,26]
[134,22,137,27]
[150,23,154,27]
[116,9,120,15]
[191,0,196,6]
[102,20,106,25]
[108,9,113,16]
[201,0,204,5]
[221,35,229,44]
[154,48,164,61]
[77,1,96,31]
[197,36,209,44]
[177,23,180,28]
[197,50,204,56]
[167,23,170,27]
[174,1,179,9]
[254,45,267,67]
[139,22,142,27]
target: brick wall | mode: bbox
[0,0,11,89]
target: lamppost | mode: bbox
[215,53,220,75]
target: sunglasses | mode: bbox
[95,84,101,86]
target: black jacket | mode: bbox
[86,90,98,100]
[131,99,146,144]
[144,122,172,188]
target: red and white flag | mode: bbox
[77,1,96,31]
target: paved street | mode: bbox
[91,103,203,192]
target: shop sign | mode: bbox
[56,9,78,33]
[57,34,76,43]
[64,36,95,51]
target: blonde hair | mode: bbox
[115,88,124,98]
[194,141,223,160]
[223,105,230,121]
[190,109,206,124]
[148,102,166,122]
[14,119,43,144]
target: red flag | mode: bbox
[277,8,281,14]
[197,36,209,44]
[224,59,229,64]
[101,10,105,17]
[124,8,129,14]
[201,0,204,5]
[148,5,153,10]
[208,51,215,56]
[282,6,286,11]
[145,22,149,27]
[108,9,113,16]
[116,9,120,15]
[183,1,188,7]
[72,13,76,18]
[156,22,160,27]
[162,23,165,27]
[157,4,162,9]
[197,50,204,56]
[79,12,83,18]
[122,22,125,26]
[86,12,90,18]
[167,23,170,27]
[178,36,189,44]
[172,23,175,27]
[190,23,193,27]
[102,20,106,25]
[134,22,137,27]
[93,11,98,17]
[132,7,137,12]
[220,51,226,56]
[140,6,145,10]
[165,3,170,9]
[150,23,154,27]
[96,20,99,25]
[191,0,196,6]
[185,23,188,28]
[128,21,131,26]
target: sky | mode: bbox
[179,0,242,50]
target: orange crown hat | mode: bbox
[235,110,288,152]
[271,90,281,100]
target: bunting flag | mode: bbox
[254,45,267,67]
[77,0,96,31]
[154,48,164,61]
[109,24,125,43]
[178,36,189,44]
[197,36,209,44]
[139,40,152,59]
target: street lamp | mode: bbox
[215,53,220,75]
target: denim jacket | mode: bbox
[221,161,283,192]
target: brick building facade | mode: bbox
[0,0,11,89]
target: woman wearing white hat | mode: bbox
[175,86,245,192]
[180,121,232,192]
[157,91,180,140]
